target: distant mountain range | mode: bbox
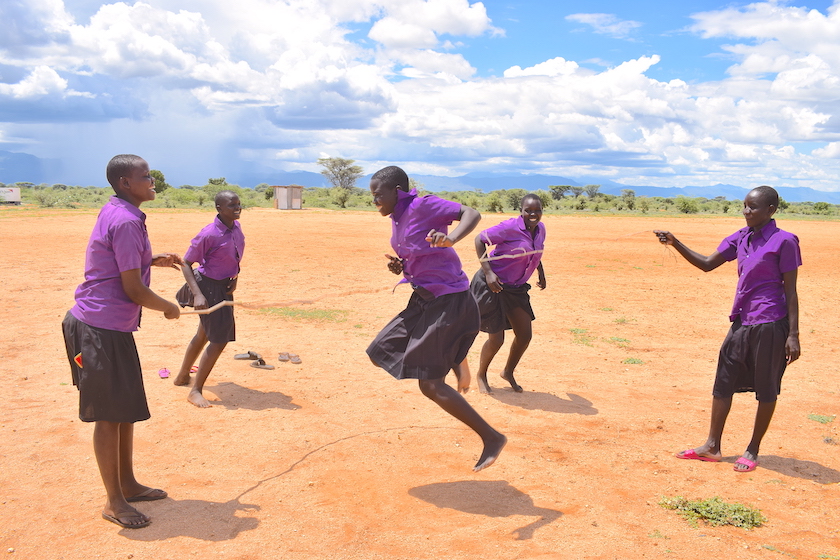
[243,169,840,204]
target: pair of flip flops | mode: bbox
[676,449,758,472]
[278,352,302,364]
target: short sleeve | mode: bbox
[716,231,740,262]
[778,234,802,274]
[112,220,147,272]
[184,232,209,265]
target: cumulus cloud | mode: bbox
[2,0,840,191]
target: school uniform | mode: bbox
[470,216,545,333]
[367,189,479,380]
[182,216,244,343]
[713,219,801,402]
[62,196,152,423]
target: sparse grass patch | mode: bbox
[808,413,835,424]
[599,307,613,311]
[569,328,593,346]
[614,316,635,324]
[648,529,669,539]
[606,336,630,347]
[659,496,766,529]
[260,307,348,322]
[623,357,644,365]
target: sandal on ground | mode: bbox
[158,368,170,379]
[234,351,261,360]
[289,353,302,364]
[102,512,150,529]
[278,352,290,362]
[251,358,275,370]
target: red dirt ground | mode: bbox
[1,205,838,559]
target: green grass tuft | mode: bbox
[808,413,836,424]
[623,357,644,365]
[659,496,766,529]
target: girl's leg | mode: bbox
[418,378,507,471]
[174,323,208,386]
[93,421,148,526]
[476,331,504,394]
[500,307,533,392]
[188,341,228,408]
[452,360,471,394]
[736,400,776,471]
[679,395,731,460]
[118,422,165,501]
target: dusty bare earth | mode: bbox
[1,205,839,560]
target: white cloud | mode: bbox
[565,13,642,39]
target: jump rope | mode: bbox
[180,230,673,315]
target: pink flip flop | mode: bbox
[158,368,170,379]
[675,449,720,462]
[734,456,758,472]
[190,365,198,374]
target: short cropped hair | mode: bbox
[106,154,145,190]
[521,193,542,209]
[371,166,410,192]
[215,190,238,206]
[751,185,779,208]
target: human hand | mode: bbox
[786,335,800,364]
[152,253,183,269]
[653,230,674,245]
[485,270,502,293]
[537,277,546,290]
[426,229,453,248]
[193,294,208,310]
[164,301,181,319]
[385,254,404,275]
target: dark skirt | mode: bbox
[178,270,235,344]
[470,269,535,333]
[61,311,150,423]
[367,287,480,380]
[713,316,789,402]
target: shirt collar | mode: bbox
[110,195,146,221]
[213,214,237,233]
[391,188,418,222]
[752,219,778,241]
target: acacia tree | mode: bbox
[549,185,570,200]
[570,186,585,198]
[317,157,364,208]
[585,184,600,199]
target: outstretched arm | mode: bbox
[427,205,481,248]
[783,269,800,364]
[653,230,727,272]
[121,269,180,319]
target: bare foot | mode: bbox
[187,390,212,408]
[453,369,470,394]
[172,374,191,386]
[501,371,523,393]
[474,432,507,472]
[477,373,492,394]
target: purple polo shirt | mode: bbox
[184,216,245,280]
[70,196,152,332]
[480,216,545,286]
[391,189,469,297]
[717,219,801,325]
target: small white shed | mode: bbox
[272,185,303,210]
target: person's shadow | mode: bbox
[118,497,261,540]
[488,391,597,415]
[206,382,301,411]
[725,455,840,484]
[409,480,562,540]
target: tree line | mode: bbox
[2,156,837,217]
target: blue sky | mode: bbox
[2,0,840,191]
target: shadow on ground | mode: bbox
[409,480,563,540]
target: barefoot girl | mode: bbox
[470,193,546,393]
[173,190,245,407]
[366,166,507,472]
